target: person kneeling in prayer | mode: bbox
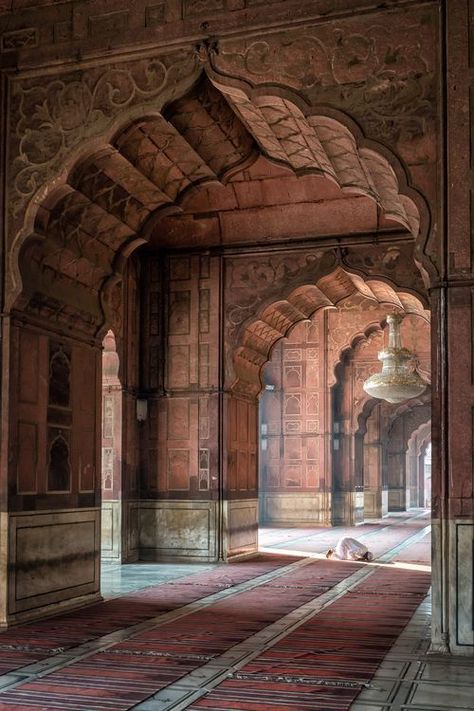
[326,537,374,562]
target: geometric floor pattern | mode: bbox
[0,511,471,710]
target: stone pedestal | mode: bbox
[331,491,364,526]
[259,492,331,526]
[364,487,388,519]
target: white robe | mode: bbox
[334,537,369,561]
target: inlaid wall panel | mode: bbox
[73,344,99,494]
[17,422,38,494]
[15,329,48,495]
[227,396,257,496]
[12,324,100,508]
[7,508,101,621]
[142,254,220,502]
[18,330,40,405]
[260,315,327,502]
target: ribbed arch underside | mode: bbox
[407,420,432,454]
[233,266,429,398]
[18,74,420,335]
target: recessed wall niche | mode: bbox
[49,343,71,408]
[47,341,72,492]
[47,429,72,492]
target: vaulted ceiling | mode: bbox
[18,75,420,333]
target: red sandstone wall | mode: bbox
[260,315,327,496]
[260,307,431,519]
[11,325,100,508]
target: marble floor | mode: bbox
[261,512,474,711]
[351,595,474,711]
[101,561,216,598]
[0,511,472,710]
[98,511,474,711]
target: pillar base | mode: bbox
[259,492,331,526]
[388,487,406,511]
[331,491,364,526]
[431,517,474,655]
[223,498,258,560]
[138,499,218,562]
[0,591,103,628]
[101,500,123,562]
[364,488,388,519]
[1,509,101,626]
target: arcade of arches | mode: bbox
[0,0,473,672]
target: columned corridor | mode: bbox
[0,512,470,710]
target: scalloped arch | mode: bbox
[13,73,428,338]
[232,266,429,398]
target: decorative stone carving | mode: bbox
[216,11,436,145]
[10,50,199,213]
[194,39,219,64]
[145,4,166,27]
[226,249,337,335]
[184,0,225,17]
[88,11,129,38]
[1,27,38,52]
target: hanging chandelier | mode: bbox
[362,314,427,404]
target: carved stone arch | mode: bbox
[386,391,432,437]
[47,433,72,492]
[8,61,204,304]
[329,304,431,426]
[407,419,432,458]
[49,349,71,408]
[205,65,434,282]
[356,396,381,439]
[10,64,434,349]
[231,266,429,398]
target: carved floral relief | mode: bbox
[216,9,437,147]
[9,51,199,214]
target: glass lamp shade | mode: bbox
[363,314,427,405]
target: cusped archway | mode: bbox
[232,266,429,398]
[13,74,423,340]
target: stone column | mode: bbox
[417,448,426,508]
[431,0,474,654]
[140,253,223,562]
[332,361,362,525]
[223,393,258,559]
[387,415,407,512]
[100,332,124,562]
[363,408,386,519]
